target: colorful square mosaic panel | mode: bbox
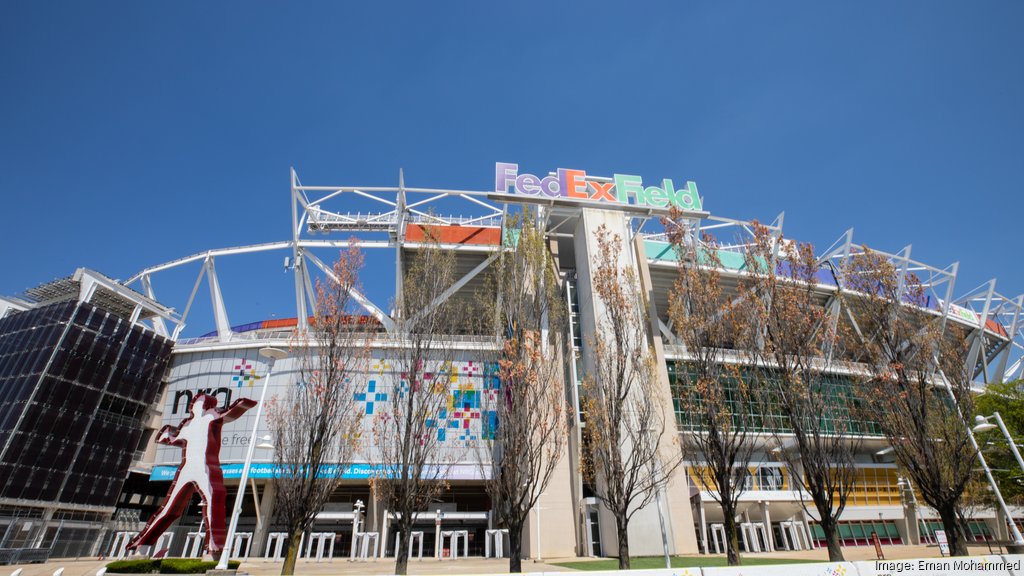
[232,360,261,387]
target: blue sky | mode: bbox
[2,2,1022,336]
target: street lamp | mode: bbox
[525,482,545,563]
[256,435,274,451]
[944,390,1024,546]
[974,413,1024,473]
[641,427,671,569]
[216,347,287,570]
[653,476,671,569]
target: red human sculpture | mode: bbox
[127,393,257,556]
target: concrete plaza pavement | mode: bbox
[1,556,567,576]
[1,544,1009,575]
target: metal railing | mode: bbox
[0,548,50,565]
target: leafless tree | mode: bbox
[371,236,464,576]
[581,224,683,570]
[267,245,370,576]
[665,215,758,567]
[478,212,568,573]
[742,225,861,561]
[842,249,976,556]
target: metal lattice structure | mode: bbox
[98,168,1024,387]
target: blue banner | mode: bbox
[149,462,486,481]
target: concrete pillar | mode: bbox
[760,501,774,552]
[369,484,382,532]
[570,208,699,557]
[698,500,708,554]
[379,510,389,559]
[800,509,816,549]
[434,510,442,558]
[31,509,55,548]
[634,236,700,556]
[996,507,1011,542]
[524,450,580,558]
[89,526,106,558]
[902,500,921,545]
[251,482,276,557]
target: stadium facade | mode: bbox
[2,163,1023,561]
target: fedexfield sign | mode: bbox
[495,162,702,211]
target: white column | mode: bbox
[434,511,442,558]
[760,502,774,552]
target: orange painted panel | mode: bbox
[985,318,1009,338]
[405,224,500,245]
[263,318,298,329]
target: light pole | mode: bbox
[940,380,1024,546]
[975,412,1024,542]
[654,478,671,569]
[527,483,544,563]
[217,347,287,570]
[642,427,671,569]
[535,491,541,562]
[349,499,364,561]
[975,413,1024,473]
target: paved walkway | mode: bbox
[1,544,1010,575]
[742,543,1006,561]
[0,557,567,576]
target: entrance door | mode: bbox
[585,507,602,557]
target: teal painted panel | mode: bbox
[644,240,749,271]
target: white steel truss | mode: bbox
[109,169,1020,386]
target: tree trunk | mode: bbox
[820,516,845,562]
[937,502,968,557]
[280,530,303,575]
[723,511,741,566]
[394,523,411,575]
[508,520,523,573]
[616,515,630,570]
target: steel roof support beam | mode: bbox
[0,297,29,320]
[992,295,1024,383]
[657,318,675,346]
[171,261,208,341]
[140,274,170,338]
[303,249,396,333]
[301,254,318,318]
[126,241,296,282]
[938,262,959,336]
[408,252,500,329]
[820,229,854,362]
[964,279,997,384]
[1007,352,1024,381]
[350,189,397,207]
[292,167,310,334]
[394,169,406,322]
[205,257,233,343]
[70,269,179,329]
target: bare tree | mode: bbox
[267,246,370,575]
[742,225,861,561]
[478,212,568,573]
[958,473,997,546]
[371,237,463,576]
[581,224,683,570]
[843,249,976,556]
[665,217,757,567]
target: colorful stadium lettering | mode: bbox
[495,162,703,211]
[949,304,980,325]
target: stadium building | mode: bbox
[2,163,1023,561]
